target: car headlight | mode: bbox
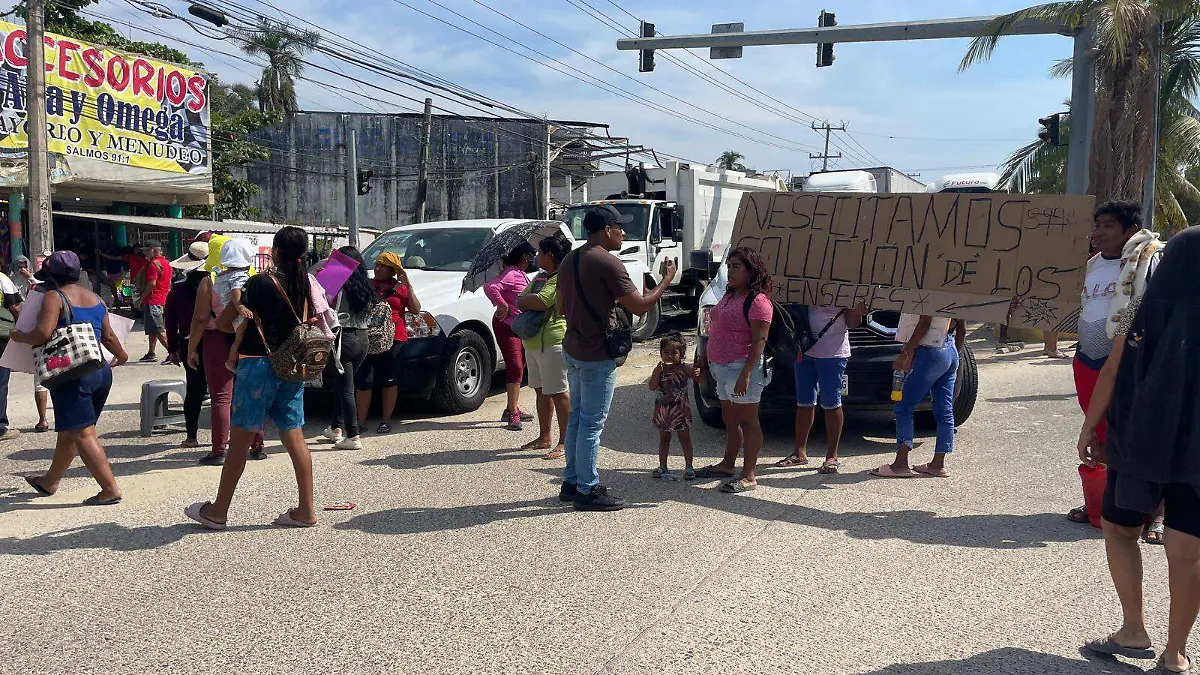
[698,306,712,337]
[405,311,440,339]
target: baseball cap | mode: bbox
[220,238,256,269]
[144,239,163,249]
[375,251,404,273]
[45,250,81,281]
[582,204,634,233]
[170,240,210,271]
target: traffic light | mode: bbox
[1038,113,1065,146]
[638,21,655,73]
[357,168,373,196]
[817,10,836,67]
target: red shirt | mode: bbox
[124,254,148,281]
[145,255,171,306]
[374,278,410,341]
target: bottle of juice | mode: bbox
[890,370,906,402]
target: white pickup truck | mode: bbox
[360,218,572,414]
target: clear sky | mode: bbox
[90,0,1074,184]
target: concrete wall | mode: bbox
[240,112,548,229]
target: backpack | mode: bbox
[742,293,798,373]
[365,300,397,355]
[255,275,334,382]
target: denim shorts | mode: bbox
[709,359,771,404]
[231,357,306,432]
[50,364,111,432]
[794,356,848,409]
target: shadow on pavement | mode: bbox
[987,393,1079,404]
[335,498,569,535]
[853,647,1143,674]
[360,446,544,471]
[0,522,272,555]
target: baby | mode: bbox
[214,239,256,373]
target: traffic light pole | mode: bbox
[617,15,1096,196]
[27,0,53,257]
[344,128,359,249]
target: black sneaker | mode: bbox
[198,452,225,466]
[249,448,268,461]
[558,482,579,502]
[573,484,625,512]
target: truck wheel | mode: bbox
[631,300,660,342]
[695,379,724,428]
[915,344,979,429]
[431,329,492,414]
[952,344,979,426]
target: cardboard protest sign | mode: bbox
[729,191,1096,331]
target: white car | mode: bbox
[360,218,571,414]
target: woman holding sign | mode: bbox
[872,313,965,478]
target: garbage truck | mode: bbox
[561,160,784,340]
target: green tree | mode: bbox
[235,18,320,114]
[715,150,746,171]
[961,0,1200,233]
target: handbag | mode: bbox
[33,290,105,388]
[572,252,632,361]
[253,275,334,383]
[511,308,548,340]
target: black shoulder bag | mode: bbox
[572,251,632,361]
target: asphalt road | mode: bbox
[0,327,1171,675]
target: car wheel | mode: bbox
[631,299,660,342]
[431,329,492,414]
[695,378,724,428]
[952,344,979,426]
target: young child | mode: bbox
[649,332,703,480]
[214,239,256,373]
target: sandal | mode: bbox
[1084,634,1156,660]
[1144,520,1166,546]
[1151,653,1193,674]
[818,460,840,475]
[694,465,736,479]
[274,508,317,528]
[774,454,809,468]
[83,493,122,506]
[376,422,391,434]
[520,439,553,451]
[870,464,915,478]
[1043,348,1072,359]
[719,478,757,493]
[33,422,49,433]
[541,445,565,460]
[913,463,950,478]
[24,475,53,496]
[185,501,227,531]
[1067,506,1090,524]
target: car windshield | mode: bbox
[362,228,492,272]
[563,204,650,241]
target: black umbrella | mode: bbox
[461,220,570,294]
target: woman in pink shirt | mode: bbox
[696,247,774,493]
[484,242,535,430]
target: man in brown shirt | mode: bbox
[556,204,676,511]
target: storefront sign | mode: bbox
[0,21,210,175]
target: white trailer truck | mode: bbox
[561,160,784,340]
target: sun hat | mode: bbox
[375,251,404,273]
[170,241,210,271]
[220,238,256,269]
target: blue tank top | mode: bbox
[57,291,107,336]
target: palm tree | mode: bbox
[961,1,1200,232]
[235,18,321,115]
[715,150,746,171]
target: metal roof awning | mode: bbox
[55,211,377,237]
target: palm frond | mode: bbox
[1049,57,1075,78]
[959,2,1095,72]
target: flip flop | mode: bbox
[870,464,915,478]
[274,509,317,528]
[25,476,53,496]
[541,446,565,460]
[719,478,757,493]
[694,465,736,479]
[1043,349,1072,359]
[913,463,950,478]
[1150,653,1193,673]
[1084,635,1156,660]
[818,461,840,475]
[33,422,49,433]
[1067,506,1091,524]
[1144,521,1166,546]
[185,501,227,531]
[520,439,553,451]
[774,454,809,468]
[82,493,122,506]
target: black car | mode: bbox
[693,308,979,428]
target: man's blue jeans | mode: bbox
[894,337,958,455]
[0,364,11,434]
[564,354,617,495]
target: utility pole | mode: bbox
[27,0,52,258]
[492,133,500,218]
[344,128,359,248]
[810,121,844,171]
[416,97,433,223]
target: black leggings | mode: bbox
[181,339,208,440]
[327,328,368,439]
[1102,469,1200,538]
